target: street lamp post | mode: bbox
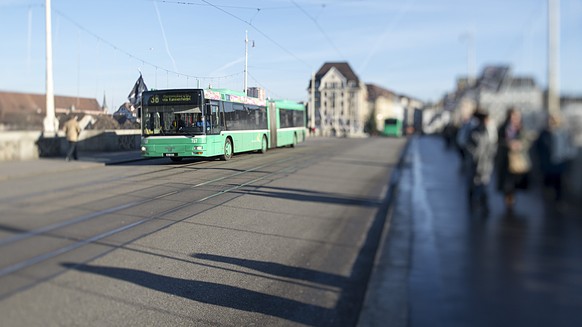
[460,31,476,87]
[43,0,56,135]
[310,72,315,134]
[244,30,248,96]
[547,0,560,115]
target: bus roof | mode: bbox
[269,99,305,111]
[143,88,304,109]
[205,88,266,106]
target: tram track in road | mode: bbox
[0,164,295,278]
[0,151,265,207]
[0,152,306,243]
[0,142,343,253]
[0,152,307,245]
[0,154,301,250]
[0,149,328,299]
[0,137,409,326]
[0,153,304,248]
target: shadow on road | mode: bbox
[59,170,399,326]
[61,262,332,326]
[192,253,346,288]
[57,139,407,326]
[231,185,382,207]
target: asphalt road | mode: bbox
[0,137,406,326]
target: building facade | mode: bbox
[366,84,404,134]
[308,62,368,137]
[0,91,105,131]
[247,87,266,100]
[447,66,543,130]
[477,66,543,128]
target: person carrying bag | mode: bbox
[508,148,531,174]
[496,108,531,209]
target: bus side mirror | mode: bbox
[205,104,212,116]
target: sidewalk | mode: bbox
[359,135,582,327]
[0,150,147,181]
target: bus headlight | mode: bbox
[141,146,147,152]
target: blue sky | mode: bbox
[0,0,580,112]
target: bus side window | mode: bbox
[223,101,233,130]
[211,104,221,134]
[218,102,225,128]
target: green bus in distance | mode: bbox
[383,118,403,137]
[140,88,306,162]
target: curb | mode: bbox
[356,136,413,327]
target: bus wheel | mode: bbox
[170,157,182,162]
[260,135,268,154]
[221,138,233,161]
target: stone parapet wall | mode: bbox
[0,131,43,160]
[76,129,141,152]
[0,130,141,161]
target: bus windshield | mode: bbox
[385,118,399,125]
[142,105,207,136]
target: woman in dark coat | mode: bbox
[496,108,530,209]
[535,114,575,203]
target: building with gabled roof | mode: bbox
[366,84,403,134]
[447,65,543,130]
[475,66,543,127]
[0,91,105,130]
[308,62,369,137]
[314,62,360,84]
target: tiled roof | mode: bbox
[0,91,102,130]
[308,62,360,89]
[366,84,396,101]
[316,62,359,82]
[477,66,511,91]
[0,91,101,114]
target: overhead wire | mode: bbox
[247,72,285,100]
[149,0,346,94]
[358,0,415,74]
[198,0,313,69]
[153,0,296,11]
[52,7,243,85]
[290,0,343,59]
[51,0,324,99]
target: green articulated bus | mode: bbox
[140,88,306,162]
[383,118,403,137]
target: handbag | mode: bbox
[508,150,530,174]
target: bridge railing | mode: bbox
[0,129,141,161]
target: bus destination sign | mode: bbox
[147,92,201,106]
[161,94,191,103]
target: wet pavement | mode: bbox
[360,135,582,327]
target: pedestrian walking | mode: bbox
[443,120,457,149]
[535,114,577,204]
[465,108,497,210]
[456,110,478,172]
[495,107,531,209]
[64,115,81,161]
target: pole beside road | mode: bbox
[43,0,57,135]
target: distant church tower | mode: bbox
[101,93,109,114]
